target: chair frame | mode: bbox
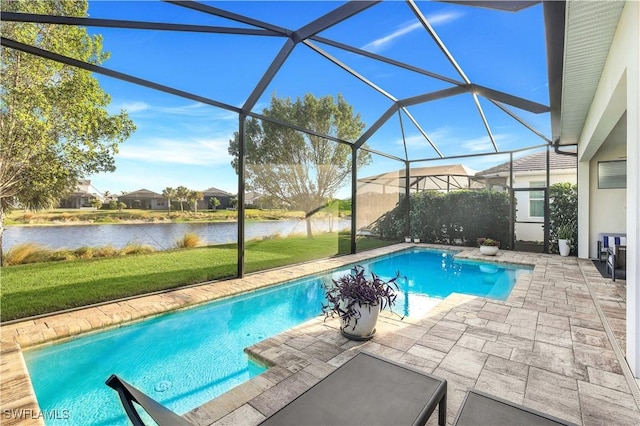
[596,233,626,262]
[105,374,192,426]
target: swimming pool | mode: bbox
[24,248,531,425]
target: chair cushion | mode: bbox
[602,235,626,248]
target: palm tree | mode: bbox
[161,187,176,215]
[186,190,203,213]
[175,186,189,212]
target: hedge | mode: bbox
[373,190,510,247]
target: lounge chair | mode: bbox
[606,244,627,281]
[453,389,578,425]
[105,374,192,426]
[597,233,626,262]
[106,352,447,426]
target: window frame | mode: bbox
[598,160,626,189]
[529,181,546,218]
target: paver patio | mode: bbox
[1,244,639,425]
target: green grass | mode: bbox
[0,234,391,321]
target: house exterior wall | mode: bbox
[119,197,165,210]
[577,1,639,377]
[588,140,626,258]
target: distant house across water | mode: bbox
[201,187,233,210]
[58,180,97,209]
[117,189,166,210]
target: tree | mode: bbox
[187,190,204,213]
[161,187,176,215]
[89,198,102,210]
[175,186,189,212]
[210,197,221,210]
[229,93,369,237]
[0,0,135,259]
[117,202,126,212]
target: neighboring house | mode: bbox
[358,164,481,194]
[356,164,482,233]
[244,191,261,207]
[117,189,166,210]
[244,191,279,209]
[475,150,577,242]
[58,180,95,208]
[200,187,233,210]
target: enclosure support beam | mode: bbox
[0,37,241,114]
[237,115,247,278]
[351,145,358,255]
[544,147,551,253]
[509,152,514,249]
[405,161,411,239]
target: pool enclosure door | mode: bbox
[512,187,549,253]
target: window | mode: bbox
[529,181,545,218]
[598,160,626,188]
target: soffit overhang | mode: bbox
[555,0,625,146]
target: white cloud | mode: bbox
[458,133,514,153]
[363,21,423,53]
[460,135,496,153]
[393,133,432,148]
[428,11,463,26]
[114,100,238,120]
[362,11,463,53]
[119,101,149,113]
[118,137,232,166]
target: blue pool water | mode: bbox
[25,248,531,425]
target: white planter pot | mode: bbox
[340,302,380,340]
[558,239,571,256]
[404,236,412,243]
[479,245,499,256]
[414,238,421,243]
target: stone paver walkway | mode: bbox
[1,244,639,425]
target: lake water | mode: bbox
[3,219,351,251]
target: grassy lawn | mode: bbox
[1,234,391,321]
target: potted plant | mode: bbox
[477,238,500,256]
[322,265,401,340]
[556,222,574,257]
[404,236,412,243]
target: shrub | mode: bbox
[3,243,48,266]
[93,245,119,258]
[121,243,155,255]
[549,183,578,251]
[175,233,204,248]
[49,250,76,262]
[372,195,408,240]
[373,190,510,247]
[74,247,94,259]
[477,238,500,247]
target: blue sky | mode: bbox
[85,0,550,198]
